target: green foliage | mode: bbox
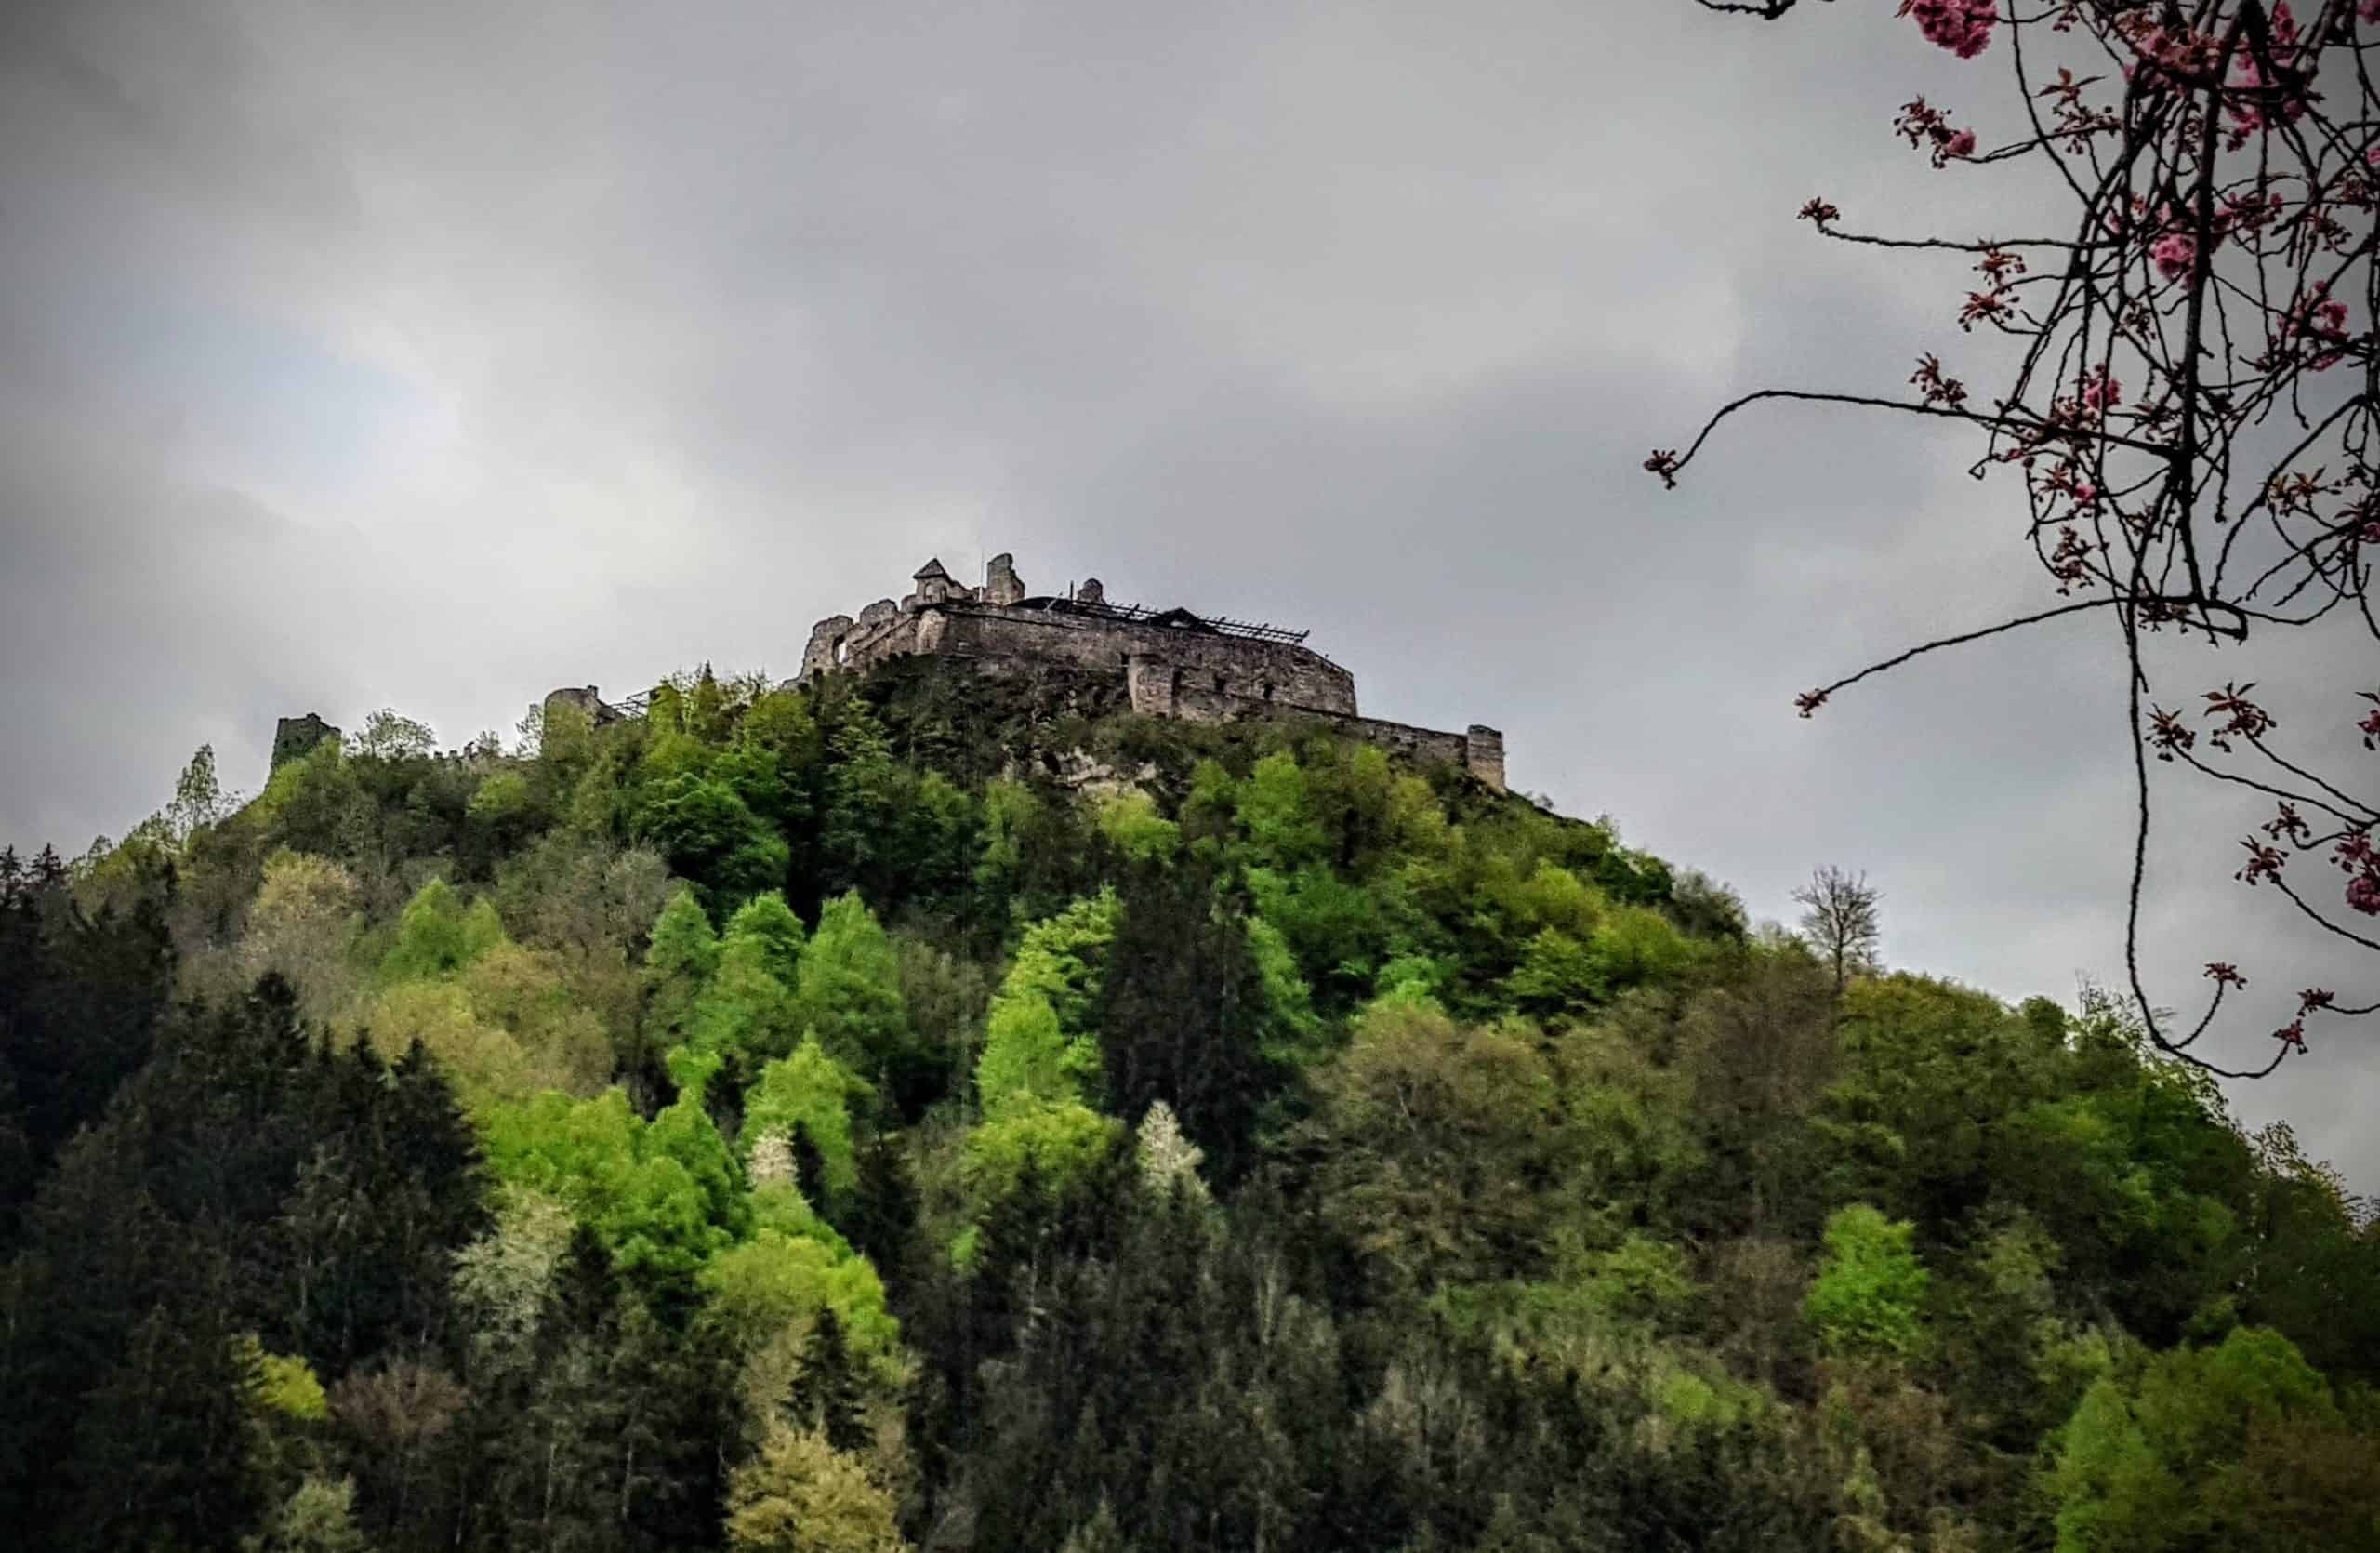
[481,1087,748,1314]
[22,653,2380,1553]
[351,708,438,761]
[378,880,507,982]
[637,773,791,912]
[957,1095,1123,1245]
[796,893,913,1087]
[724,1425,907,1553]
[726,892,808,986]
[700,1229,904,1382]
[246,1342,330,1422]
[975,991,1079,1118]
[973,893,1118,1117]
[465,770,532,828]
[1093,790,1180,866]
[1805,1205,1931,1360]
[1236,751,1329,870]
[647,885,721,995]
[1299,1000,1563,1299]
[1247,864,1386,1003]
[1245,913,1323,1057]
[744,1038,867,1210]
[998,890,1120,1032]
[2046,1327,2380,1551]
[244,1474,371,1553]
[682,922,804,1095]
[974,777,1038,897]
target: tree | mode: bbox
[1659,0,2380,1077]
[1804,1204,1931,1361]
[743,1038,866,1210]
[787,1307,869,1455]
[350,708,437,762]
[2046,1325,2380,1551]
[638,775,791,913]
[166,743,231,844]
[1092,867,1277,1186]
[725,1426,908,1553]
[796,893,915,1098]
[241,850,363,1027]
[1792,866,1883,995]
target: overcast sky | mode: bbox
[5,0,2373,1187]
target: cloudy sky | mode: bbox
[5,0,2372,1185]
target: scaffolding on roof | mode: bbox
[1036,594,1313,645]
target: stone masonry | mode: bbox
[794,554,1507,790]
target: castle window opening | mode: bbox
[1262,682,1275,701]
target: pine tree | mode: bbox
[787,1307,869,1456]
[845,1134,919,1286]
[790,1122,834,1218]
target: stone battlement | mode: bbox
[796,554,1506,790]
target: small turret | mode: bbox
[913,557,957,606]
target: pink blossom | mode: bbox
[2080,367,2122,410]
[2348,874,2380,915]
[1943,129,1977,159]
[2150,232,2196,281]
[1900,0,1998,60]
[2364,0,2380,21]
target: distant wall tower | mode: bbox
[271,712,341,771]
[1463,725,1506,791]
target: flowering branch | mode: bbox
[1658,0,2380,1073]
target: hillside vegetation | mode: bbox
[3,659,2375,1552]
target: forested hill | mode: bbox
[3,658,2376,1553]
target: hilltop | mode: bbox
[2,655,2375,1553]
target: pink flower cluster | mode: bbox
[2079,366,2122,411]
[2340,830,2380,916]
[2150,232,2196,281]
[1899,0,1997,60]
[1894,97,1979,167]
[2228,2,2311,146]
[2286,283,2350,369]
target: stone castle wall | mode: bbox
[529,553,1504,790]
[930,605,1359,717]
[791,553,1504,790]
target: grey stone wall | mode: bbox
[985,552,1026,606]
[1126,653,1177,718]
[1463,725,1507,790]
[542,685,620,729]
[932,605,1359,717]
[791,556,1505,789]
[1166,685,1506,790]
[271,712,341,771]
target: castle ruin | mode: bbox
[795,554,1505,790]
[541,555,1503,789]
